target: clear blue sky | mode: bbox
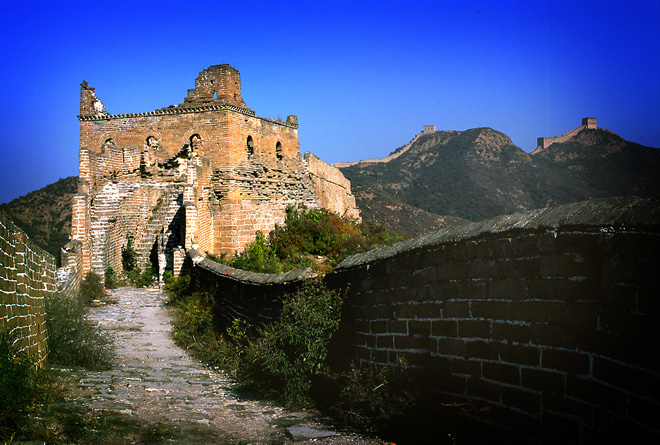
[1,0,659,204]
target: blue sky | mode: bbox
[1,0,659,204]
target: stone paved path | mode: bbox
[66,287,381,444]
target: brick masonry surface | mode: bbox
[0,211,54,367]
[74,64,359,280]
[191,196,660,444]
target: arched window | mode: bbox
[247,136,254,158]
[276,141,283,161]
[101,138,115,153]
[190,134,203,155]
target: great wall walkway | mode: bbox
[62,287,381,444]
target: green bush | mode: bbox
[0,331,37,435]
[45,292,115,370]
[121,232,138,272]
[104,266,117,289]
[331,358,417,434]
[79,271,105,304]
[164,274,191,303]
[237,279,344,407]
[209,205,403,274]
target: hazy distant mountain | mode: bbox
[340,127,660,222]
[0,176,78,263]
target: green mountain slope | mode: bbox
[341,127,660,222]
[0,176,78,263]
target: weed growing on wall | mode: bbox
[45,292,115,370]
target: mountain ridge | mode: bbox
[340,125,660,223]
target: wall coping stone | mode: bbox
[79,103,299,130]
[336,196,660,269]
[188,249,316,285]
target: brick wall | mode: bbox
[0,211,54,368]
[188,196,658,442]
[58,239,83,299]
[326,196,660,442]
[187,249,314,329]
[74,65,360,273]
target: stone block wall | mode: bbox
[0,211,54,368]
[304,152,361,220]
[326,196,660,442]
[73,64,360,273]
[187,250,314,329]
[58,239,83,299]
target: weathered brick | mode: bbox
[458,319,491,339]
[483,361,520,385]
[488,279,528,300]
[455,279,488,299]
[530,322,579,349]
[471,300,507,320]
[521,367,565,393]
[443,300,471,318]
[541,348,590,375]
[500,385,541,415]
[466,376,500,401]
[465,339,499,361]
[387,319,408,334]
[499,343,540,366]
[491,321,531,343]
[431,319,458,338]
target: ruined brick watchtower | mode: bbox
[70,65,359,278]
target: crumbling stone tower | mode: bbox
[71,65,359,279]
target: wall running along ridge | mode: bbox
[188,196,660,443]
[71,64,359,280]
[0,211,54,368]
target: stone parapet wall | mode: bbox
[304,152,361,220]
[190,196,659,441]
[326,196,660,442]
[58,239,83,299]
[187,249,315,329]
[0,211,54,368]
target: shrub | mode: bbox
[208,205,403,274]
[121,232,138,272]
[237,279,344,407]
[45,292,115,370]
[164,274,191,303]
[104,266,117,289]
[0,331,37,435]
[330,358,417,434]
[79,271,105,304]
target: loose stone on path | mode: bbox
[66,287,381,444]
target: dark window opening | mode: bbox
[247,136,254,158]
[276,141,283,161]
